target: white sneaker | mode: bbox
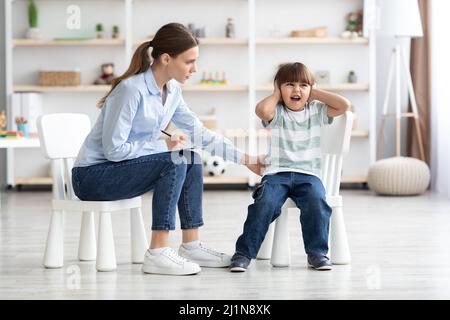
[141,248,201,275]
[178,241,232,268]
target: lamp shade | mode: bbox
[385,0,423,38]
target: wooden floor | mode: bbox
[1,188,450,300]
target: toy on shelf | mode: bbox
[112,25,120,39]
[347,70,357,83]
[0,131,24,139]
[96,23,104,39]
[226,18,235,38]
[200,71,227,85]
[186,23,206,38]
[26,0,41,39]
[94,63,115,85]
[341,10,363,39]
[291,26,328,38]
[15,116,29,138]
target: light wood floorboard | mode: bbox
[1,189,450,299]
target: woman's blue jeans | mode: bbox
[235,172,332,259]
[72,150,204,231]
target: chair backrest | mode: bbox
[320,111,354,196]
[37,113,91,200]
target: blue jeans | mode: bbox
[235,172,332,259]
[72,150,204,231]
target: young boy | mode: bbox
[230,62,351,272]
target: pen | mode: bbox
[161,130,172,138]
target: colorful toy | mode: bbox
[0,131,24,139]
[94,63,115,85]
[200,71,227,85]
[15,116,29,138]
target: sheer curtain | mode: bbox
[430,0,450,198]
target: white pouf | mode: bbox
[368,156,430,195]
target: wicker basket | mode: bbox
[39,70,80,86]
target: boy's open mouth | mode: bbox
[290,95,301,102]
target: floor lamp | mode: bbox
[376,0,425,161]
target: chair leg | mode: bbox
[330,206,351,265]
[96,211,117,272]
[271,208,291,267]
[257,222,274,260]
[78,211,96,261]
[130,207,148,264]
[43,210,64,268]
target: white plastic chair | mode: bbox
[37,113,148,272]
[257,111,353,266]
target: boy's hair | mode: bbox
[274,62,315,89]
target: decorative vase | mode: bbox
[26,27,41,39]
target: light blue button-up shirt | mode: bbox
[74,69,244,167]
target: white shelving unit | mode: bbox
[4,0,377,188]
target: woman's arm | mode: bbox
[255,84,281,121]
[171,92,265,175]
[309,88,351,117]
[102,84,156,161]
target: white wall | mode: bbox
[375,0,411,159]
[1,2,6,188]
[430,0,450,197]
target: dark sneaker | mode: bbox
[307,254,333,271]
[229,253,251,272]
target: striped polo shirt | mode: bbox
[262,100,333,178]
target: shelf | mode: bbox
[256,37,369,45]
[14,83,367,93]
[134,37,248,46]
[13,85,111,93]
[0,137,40,148]
[13,39,125,47]
[14,176,250,186]
[203,176,250,185]
[256,83,369,92]
[13,84,247,93]
[134,37,368,47]
[253,175,367,184]
[181,84,248,92]
[15,177,52,186]
[340,176,367,184]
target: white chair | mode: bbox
[257,111,353,266]
[37,113,148,272]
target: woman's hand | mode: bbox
[165,130,189,150]
[241,154,266,176]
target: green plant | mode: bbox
[113,25,119,33]
[28,0,38,28]
[96,23,104,32]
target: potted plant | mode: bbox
[26,0,41,39]
[96,23,104,39]
[112,25,120,39]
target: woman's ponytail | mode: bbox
[97,23,198,108]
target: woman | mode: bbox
[72,23,263,276]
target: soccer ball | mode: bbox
[203,155,227,176]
